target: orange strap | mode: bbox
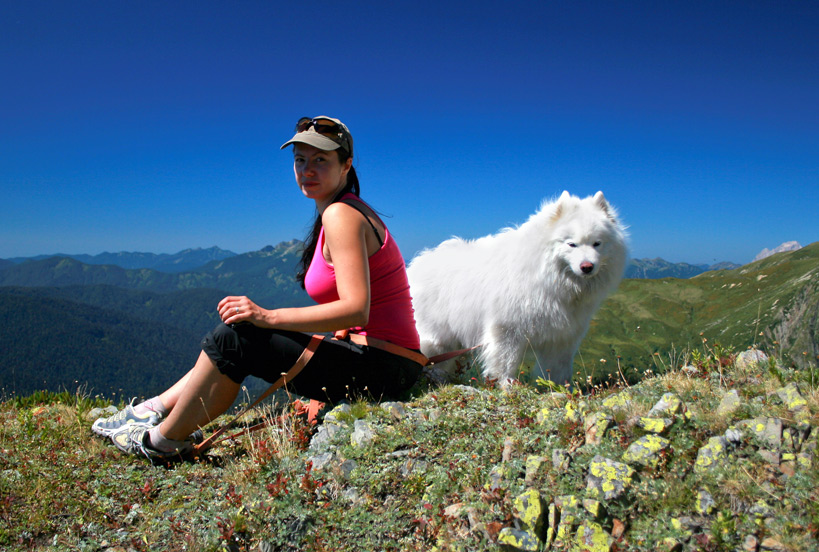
[333,330,429,366]
[333,329,480,367]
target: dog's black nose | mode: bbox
[581,262,594,274]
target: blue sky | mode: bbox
[1,1,816,265]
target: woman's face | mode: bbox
[293,143,352,207]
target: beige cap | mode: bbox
[280,116,353,156]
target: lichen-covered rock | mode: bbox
[776,382,807,410]
[669,517,692,538]
[545,502,558,548]
[87,405,118,421]
[622,434,671,469]
[741,534,759,552]
[750,499,774,519]
[584,411,613,445]
[485,464,510,491]
[775,383,811,428]
[637,416,674,434]
[574,520,612,552]
[740,417,782,450]
[552,448,571,472]
[308,451,335,471]
[717,389,742,416]
[695,436,729,472]
[564,400,586,423]
[602,390,633,411]
[553,495,582,542]
[582,498,606,521]
[513,488,545,534]
[586,455,634,500]
[497,527,539,551]
[696,489,716,515]
[545,392,570,406]
[535,406,553,426]
[524,455,547,484]
[648,393,683,418]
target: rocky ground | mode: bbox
[1,346,817,551]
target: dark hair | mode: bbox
[296,148,360,288]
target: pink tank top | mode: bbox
[304,195,420,350]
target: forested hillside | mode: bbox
[0,241,311,399]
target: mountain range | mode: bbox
[3,246,747,280]
[3,246,237,273]
[624,258,739,279]
[1,240,815,399]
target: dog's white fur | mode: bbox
[407,191,627,386]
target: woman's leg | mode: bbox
[157,366,195,412]
[158,350,241,441]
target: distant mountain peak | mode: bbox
[753,241,802,262]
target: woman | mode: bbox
[92,116,423,459]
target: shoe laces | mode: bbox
[106,403,135,423]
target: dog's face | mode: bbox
[550,192,620,279]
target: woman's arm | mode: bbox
[218,202,371,332]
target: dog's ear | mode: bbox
[551,191,572,223]
[594,191,611,214]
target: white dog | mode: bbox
[407,191,627,386]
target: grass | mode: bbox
[1,339,818,551]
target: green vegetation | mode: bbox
[573,242,819,386]
[1,341,817,551]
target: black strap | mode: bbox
[340,199,384,248]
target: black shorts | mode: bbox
[201,323,422,403]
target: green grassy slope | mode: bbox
[575,242,818,383]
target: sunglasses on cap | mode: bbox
[295,117,351,152]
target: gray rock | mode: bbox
[552,448,571,472]
[309,423,344,451]
[717,389,742,416]
[338,459,357,479]
[696,489,716,515]
[323,403,351,426]
[308,452,335,471]
[380,401,406,419]
[351,419,375,447]
[724,426,744,444]
[736,349,769,371]
[400,457,428,478]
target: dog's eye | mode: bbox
[593,242,601,247]
[567,242,577,248]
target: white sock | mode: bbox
[146,424,190,453]
[134,396,168,417]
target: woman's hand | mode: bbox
[218,295,267,326]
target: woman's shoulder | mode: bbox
[321,201,369,235]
